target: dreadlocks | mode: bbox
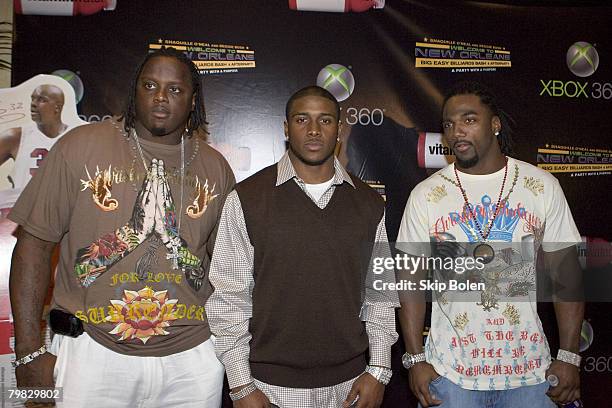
[443,81,514,155]
[121,47,206,136]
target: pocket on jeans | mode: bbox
[430,375,444,385]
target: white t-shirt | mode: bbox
[397,157,580,390]
[304,178,334,203]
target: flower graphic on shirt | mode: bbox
[106,286,178,344]
[81,231,130,261]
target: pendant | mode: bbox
[167,244,181,270]
[473,243,495,264]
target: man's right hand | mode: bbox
[233,388,271,408]
[15,352,56,388]
[408,362,442,407]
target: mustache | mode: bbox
[453,141,473,148]
[151,105,170,113]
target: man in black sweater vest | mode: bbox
[207,86,399,408]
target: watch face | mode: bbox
[403,352,426,369]
[402,353,413,369]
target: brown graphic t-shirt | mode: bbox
[9,119,235,356]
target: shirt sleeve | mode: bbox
[362,212,400,368]
[206,159,236,260]
[205,190,255,389]
[541,176,581,252]
[8,141,76,242]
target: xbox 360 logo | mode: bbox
[566,42,599,78]
[52,69,84,104]
[316,64,355,102]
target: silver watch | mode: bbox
[365,365,392,385]
[402,351,426,369]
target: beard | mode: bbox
[288,143,334,166]
[149,126,169,136]
[456,154,479,169]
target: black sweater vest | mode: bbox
[235,164,384,388]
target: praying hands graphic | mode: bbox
[75,159,205,291]
[152,159,206,290]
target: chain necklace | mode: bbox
[111,119,200,192]
[132,128,185,270]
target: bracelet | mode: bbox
[557,349,581,367]
[229,382,257,401]
[365,365,392,385]
[12,345,47,368]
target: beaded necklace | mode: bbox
[455,157,507,241]
[440,158,519,263]
[440,159,519,241]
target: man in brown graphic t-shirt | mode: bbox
[9,48,235,407]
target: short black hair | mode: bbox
[285,86,340,121]
[121,47,207,136]
[443,81,514,155]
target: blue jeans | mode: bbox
[418,376,557,408]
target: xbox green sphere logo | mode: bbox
[317,64,355,102]
[579,320,594,352]
[52,69,84,104]
[566,42,599,78]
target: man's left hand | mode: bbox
[546,359,580,405]
[343,373,385,408]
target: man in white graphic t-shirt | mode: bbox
[397,81,583,408]
[0,84,68,192]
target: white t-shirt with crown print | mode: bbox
[398,157,580,391]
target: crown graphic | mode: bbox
[450,195,521,242]
[523,176,544,196]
